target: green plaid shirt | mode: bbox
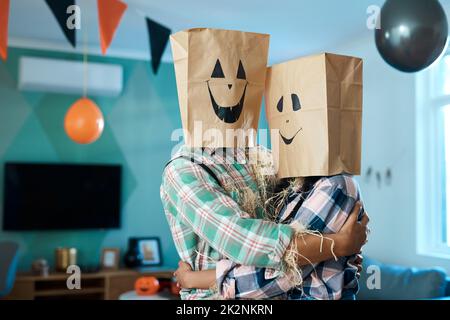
[160,146,294,299]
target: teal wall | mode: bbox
[0,48,181,270]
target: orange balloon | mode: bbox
[64,97,104,144]
[134,277,160,296]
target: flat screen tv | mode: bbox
[2,163,122,231]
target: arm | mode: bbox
[162,159,293,269]
[212,210,367,299]
[212,177,369,300]
[173,233,351,298]
[174,261,216,290]
[174,205,368,299]
[173,234,367,300]
[288,175,368,265]
[216,261,294,299]
[294,233,345,265]
[175,260,292,299]
[284,201,368,266]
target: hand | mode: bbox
[173,261,193,289]
[335,202,369,257]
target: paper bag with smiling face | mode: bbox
[266,53,363,178]
[170,28,269,147]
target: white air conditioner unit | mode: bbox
[18,56,123,97]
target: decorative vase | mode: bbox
[124,238,142,268]
[55,247,77,272]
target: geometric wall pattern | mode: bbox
[0,48,181,270]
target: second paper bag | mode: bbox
[266,53,363,178]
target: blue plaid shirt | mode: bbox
[216,174,362,300]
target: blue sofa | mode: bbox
[0,242,19,298]
[357,256,450,300]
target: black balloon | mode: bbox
[375,0,448,73]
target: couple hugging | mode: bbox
[160,28,369,300]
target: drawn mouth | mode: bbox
[207,82,247,124]
[280,128,303,145]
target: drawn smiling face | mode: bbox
[207,59,248,123]
[276,93,303,145]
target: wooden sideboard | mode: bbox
[2,268,175,300]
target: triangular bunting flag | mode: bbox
[97,0,127,55]
[45,0,76,48]
[146,18,171,74]
[0,0,10,61]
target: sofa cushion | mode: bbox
[357,256,448,300]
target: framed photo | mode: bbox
[136,237,162,266]
[101,248,120,270]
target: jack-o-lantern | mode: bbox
[266,53,363,178]
[135,276,160,296]
[208,59,247,124]
[170,28,269,148]
[275,93,303,145]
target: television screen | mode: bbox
[2,163,122,230]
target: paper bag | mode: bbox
[170,28,269,147]
[266,53,363,178]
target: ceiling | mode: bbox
[8,0,450,63]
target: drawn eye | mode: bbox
[291,93,301,111]
[211,59,225,78]
[236,60,246,80]
[276,96,283,112]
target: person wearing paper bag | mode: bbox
[161,28,369,300]
[173,53,366,300]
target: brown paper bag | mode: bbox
[266,53,363,178]
[170,28,269,147]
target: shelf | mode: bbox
[34,287,105,297]
[16,268,175,281]
[4,267,176,300]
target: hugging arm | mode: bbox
[174,176,369,299]
[214,176,369,299]
[175,207,368,299]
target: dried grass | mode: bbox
[199,147,339,297]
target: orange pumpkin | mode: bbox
[135,276,160,296]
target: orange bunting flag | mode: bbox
[97,0,127,55]
[0,0,10,61]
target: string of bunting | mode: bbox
[0,0,10,61]
[1,0,171,74]
[45,0,77,48]
[97,0,127,55]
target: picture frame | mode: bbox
[135,237,162,266]
[100,248,120,270]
